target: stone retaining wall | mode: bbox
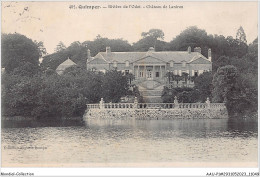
[84,108,228,120]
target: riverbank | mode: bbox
[1,116,36,121]
[1,116,84,128]
[1,116,83,121]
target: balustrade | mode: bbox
[86,98,226,110]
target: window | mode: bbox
[182,71,188,81]
[170,61,174,67]
[156,72,160,77]
[147,69,152,78]
[182,61,186,68]
[126,61,129,67]
[139,71,144,77]
[194,70,198,77]
[113,61,117,68]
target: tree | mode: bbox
[134,29,166,51]
[166,72,173,84]
[141,29,165,40]
[169,26,209,54]
[34,40,47,57]
[2,74,43,116]
[83,37,133,56]
[236,26,247,44]
[133,37,168,51]
[226,36,248,58]
[194,71,213,102]
[161,87,200,103]
[182,73,189,83]
[41,41,88,70]
[55,41,66,52]
[212,65,239,102]
[2,33,40,73]
[212,65,245,116]
[125,73,135,85]
[213,56,231,72]
[173,74,182,85]
[101,70,129,102]
[12,61,40,77]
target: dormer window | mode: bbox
[126,61,129,67]
[113,61,117,68]
[170,61,174,67]
[182,61,186,68]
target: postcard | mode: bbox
[1,1,258,176]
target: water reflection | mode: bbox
[84,118,257,138]
[1,118,258,166]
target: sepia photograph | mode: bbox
[1,1,259,176]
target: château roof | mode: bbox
[91,50,210,63]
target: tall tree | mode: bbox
[34,40,47,57]
[194,71,213,102]
[2,33,40,73]
[101,70,129,103]
[236,26,247,44]
[212,65,239,103]
[212,65,246,116]
[133,29,166,51]
[141,29,165,40]
[169,26,209,54]
[55,41,66,52]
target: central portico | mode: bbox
[134,64,166,80]
[133,51,167,82]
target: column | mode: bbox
[137,65,139,78]
[144,65,147,78]
[133,64,135,78]
[152,65,155,79]
[164,64,166,80]
[191,70,194,76]
[160,66,162,78]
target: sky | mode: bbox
[2,1,258,54]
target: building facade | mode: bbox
[87,46,212,90]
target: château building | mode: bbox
[87,46,212,90]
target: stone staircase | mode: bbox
[137,80,165,103]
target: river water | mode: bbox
[1,118,258,167]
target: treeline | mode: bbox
[1,33,141,119]
[42,26,249,73]
[2,65,139,119]
[2,26,258,118]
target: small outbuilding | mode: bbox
[56,58,77,75]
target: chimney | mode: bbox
[194,47,201,53]
[87,49,91,59]
[187,46,191,54]
[208,48,212,62]
[106,46,111,53]
[148,47,155,52]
